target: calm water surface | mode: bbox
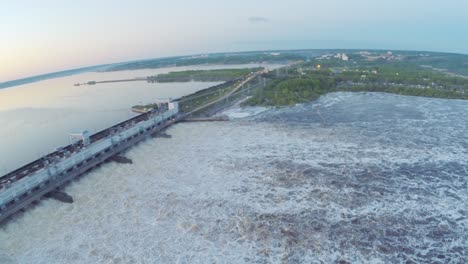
[0,64,276,172]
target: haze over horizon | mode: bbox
[2,0,468,82]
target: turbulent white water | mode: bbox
[0,92,467,263]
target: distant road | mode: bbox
[184,69,269,116]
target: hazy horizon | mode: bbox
[2,0,468,82]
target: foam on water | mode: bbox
[223,106,269,119]
[0,92,467,263]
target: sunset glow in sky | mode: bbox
[1,0,468,82]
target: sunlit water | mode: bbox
[0,92,466,263]
[0,64,275,172]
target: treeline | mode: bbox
[244,77,333,106]
[244,66,468,106]
[148,68,262,83]
[175,53,302,66]
[335,64,468,91]
[406,53,468,76]
[105,53,303,72]
[244,79,315,106]
[305,58,468,90]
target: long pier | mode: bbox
[74,78,147,86]
[0,102,179,223]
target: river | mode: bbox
[0,92,466,263]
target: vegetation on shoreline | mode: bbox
[105,53,303,72]
[244,58,468,106]
[148,68,262,83]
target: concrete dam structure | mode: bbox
[0,101,179,223]
[0,69,267,224]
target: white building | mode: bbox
[335,53,349,61]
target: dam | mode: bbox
[0,68,267,224]
[0,101,179,223]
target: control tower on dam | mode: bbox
[0,101,179,223]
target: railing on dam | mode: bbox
[0,103,179,222]
[0,103,178,209]
[0,104,174,186]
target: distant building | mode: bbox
[335,53,349,61]
[385,51,394,60]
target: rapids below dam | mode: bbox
[0,92,467,263]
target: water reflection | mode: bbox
[0,64,277,172]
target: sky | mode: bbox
[1,0,468,82]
